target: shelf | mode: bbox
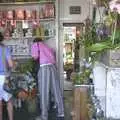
[39,18,55,21]
[0,1,55,6]
[5,18,55,22]
[0,0,56,61]
[5,35,55,40]
[5,35,55,41]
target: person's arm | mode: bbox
[6,47,14,68]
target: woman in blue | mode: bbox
[0,32,14,120]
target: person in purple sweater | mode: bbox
[31,38,64,120]
[0,32,14,120]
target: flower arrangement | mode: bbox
[14,58,38,100]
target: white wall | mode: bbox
[95,6,105,23]
[59,0,93,23]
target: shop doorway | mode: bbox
[63,23,84,89]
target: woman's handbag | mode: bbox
[1,47,15,94]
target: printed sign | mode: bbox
[69,6,81,14]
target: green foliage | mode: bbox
[87,41,112,52]
[18,58,36,74]
[73,1,120,85]
[73,68,91,85]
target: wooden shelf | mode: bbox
[0,1,55,6]
[5,35,55,40]
[5,18,55,22]
[0,0,56,60]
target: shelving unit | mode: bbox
[0,1,58,110]
[0,1,57,58]
[0,1,55,5]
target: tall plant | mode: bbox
[84,0,120,62]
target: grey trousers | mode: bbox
[37,64,64,120]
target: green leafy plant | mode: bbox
[73,0,120,85]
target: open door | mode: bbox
[63,23,84,90]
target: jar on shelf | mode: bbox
[16,9,24,20]
[7,10,14,20]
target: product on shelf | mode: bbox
[39,7,44,19]
[39,4,55,19]
[31,10,37,19]
[7,10,14,20]
[2,10,7,19]
[25,28,32,37]
[16,9,24,20]
[49,4,55,17]
[45,4,55,18]
[0,11,3,19]
[10,20,16,27]
[1,19,6,27]
[39,25,45,37]
[25,10,31,20]
[0,2,55,40]
[4,28,10,39]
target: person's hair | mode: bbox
[33,37,43,43]
[0,32,4,42]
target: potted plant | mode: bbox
[72,1,120,119]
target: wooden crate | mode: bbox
[72,86,89,120]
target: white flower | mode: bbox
[109,0,120,14]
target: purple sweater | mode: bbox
[31,42,56,65]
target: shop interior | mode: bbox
[63,23,83,82]
[0,0,120,120]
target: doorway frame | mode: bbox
[58,22,84,90]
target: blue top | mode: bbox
[0,46,12,75]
